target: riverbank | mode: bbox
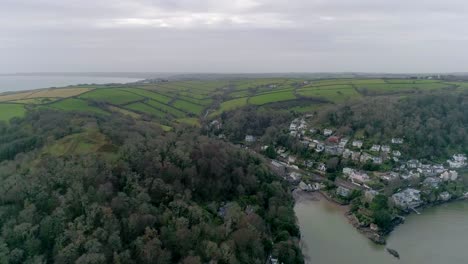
[293,189,387,244]
[294,188,468,246]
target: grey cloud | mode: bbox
[1,0,468,73]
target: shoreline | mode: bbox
[293,188,468,246]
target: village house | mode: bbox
[315,143,325,152]
[360,153,373,163]
[288,156,297,164]
[381,172,400,182]
[299,181,313,192]
[364,190,379,202]
[418,164,436,177]
[392,150,401,157]
[447,154,467,168]
[210,120,222,130]
[372,156,383,165]
[439,191,452,202]
[336,186,351,198]
[381,145,391,153]
[349,171,370,184]
[342,148,353,159]
[407,159,421,169]
[423,177,442,189]
[392,188,423,210]
[289,172,301,182]
[352,140,363,148]
[391,138,404,144]
[339,138,349,148]
[309,128,317,134]
[245,135,256,143]
[323,128,333,136]
[432,164,446,174]
[308,141,317,149]
[271,160,286,170]
[290,130,298,137]
[400,170,420,180]
[351,151,361,161]
[289,123,298,131]
[325,145,343,156]
[312,182,326,191]
[440,170,458,181]
[342,167,354,176]
[318,163,327,172]
[370,144,381,152]
[327,136,340,144]
[305,160,314,168]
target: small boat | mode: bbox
[386,248,400,259]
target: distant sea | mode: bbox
[0,75,143,93]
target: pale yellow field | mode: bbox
[25,87,93,98]
[0,91,36,102]
[0,87,93,102]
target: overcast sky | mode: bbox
[1,0,468,73]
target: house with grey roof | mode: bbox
[391,188,423,210]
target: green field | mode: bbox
[125,102,166,118]
[10,98,57,104]
[121,88,172,104]
[146,100,186,118]
[173,100,205,115]
[0,77,466,123]
[298,87,360,103]
[0,104,26,122]
[355,82,449,93]
[80,89,143,105]
[177,117,200,126]
[49,98,109,115]
[249,90,297,105]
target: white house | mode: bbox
[245,135,256,143]
[352,140,363,148]
[392,150,401,157]
[381,145,391,153]
[447,154,467,168]
[342,167,354,176]
[391,138,404,144]
[323,128,333,136]
[336,186,351,198]
[392,188,422,209]
[318,163,327,172]
[349,171,370,184]
[440,170,458,181]
[370,145,381,152]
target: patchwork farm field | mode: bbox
[49,98,109,115]
[249,90,297,105]
[0,104,26,122]
[79,89,143,105]
[298,87,360,103]
[0,77,466,124]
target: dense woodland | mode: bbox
[0,111,303,264]
[317,92,468,160]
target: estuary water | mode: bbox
[0,75,142,93]
[295,193,468,264]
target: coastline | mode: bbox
[293,188,468,246]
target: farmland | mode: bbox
[79,89,143,105]
[48,98,109,115]
[297,85,360,103]
[0,77,467,125]
[0,104,26,121]
[249,90,297,105]
[125,102,166,118]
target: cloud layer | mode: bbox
[2,0,468,73]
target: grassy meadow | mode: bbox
[0,77,466,124]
